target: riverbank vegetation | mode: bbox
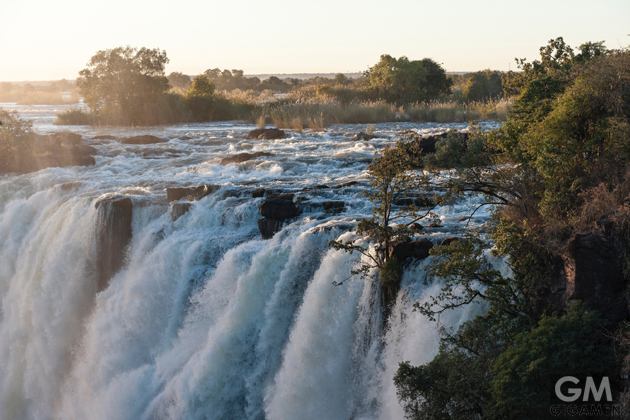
[367,38,630,419]
[53,47,510,127]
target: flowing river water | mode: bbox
[0,104,506,420]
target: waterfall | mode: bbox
[0,115,504,420]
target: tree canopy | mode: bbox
[364,55,452,105]
[77,46,170,125]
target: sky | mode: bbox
[1,0,629,81]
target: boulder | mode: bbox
[259,198,299,220]
[93,135,117,140]
[267,193,294,201]
[332,181,358,189]
[353,132,376,140]
[121,135,168,144]
[246,128,285,140]
[220,151,272,165]
[550,231,629,324]
[252,188,266,198]
[322,201,345,214]
[94,197,133,292]
[388,239,434,261]
[56,131,83,146]
[171,202,192,221]
[258,218,284,239]
[166,184,220,202]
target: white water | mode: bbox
[0,103,504,419]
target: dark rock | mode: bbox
[322,201,345,214]
[550,230,629,324]
[258,218,284,239]
[259,198,299,220]
[252,188,266,198]
[353,132,376,140]
[121,135,168,145]
[166,184,220,202]
[441,237,459,246]
[171,202,192,221]
[410,223,424,232]
[332,181,358,189]
[301,185,330,192]
[95,197,133,292]
[393,197,436,207]
[267,193,294,201]
[93,135,117,140]
[220,152,272,165]
[388,239,434,261]
[246,128,285,140]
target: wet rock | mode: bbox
[388,238,434,261]
[332,181,358,189]
[410,223,424,232]
[94,197,133,292]
[550,230,629,324]
[252,188,266,198]
[220,151,272,165]
[56,131,83,146]
[393,197,435,207]
[353,132,376,140]
[267,193,294,201]
[259,198,299,220]
[121,135,168,144]
[171,202,192,221]
[322,201,345,214]
[301,185,329,192]
[93,135,117,140]
[246,128,285,140]
[166,184,220,202]
[258,218,284,240]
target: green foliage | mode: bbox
[462,70,503,102]
[77,46,170,125]
[396,304,616,420]
[365,55,452,105]
[167,72,192,90]
[0,109,35,172]
[490,304,616,419]
[395,316,501,420]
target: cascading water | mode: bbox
[0,103,505,419]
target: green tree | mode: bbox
[167,72,192,90]
[462,70,504,102]
[77,46,170,124]
[329,135,438,312]
[365,55,452,104]
[185,75,215,121]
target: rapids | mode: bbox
[0,103,503,419]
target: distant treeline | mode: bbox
[0,80,79,105]
[52,46,509,127]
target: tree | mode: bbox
[365,55,452,104]
[77,46,170,124]
[329,135,438,313]
[462,70,504,102]
[185,75,215,121]
[168,72,192,90]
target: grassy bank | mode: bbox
[55,91,510,127]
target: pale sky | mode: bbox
[1,0,628,81]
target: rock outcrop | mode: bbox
[257,198,299,239]
[121,135,167,144]
[388,238,434,261]
[246,128,285,140]
[353,132,377,140]
[550,227,629,324]
[95,196,133,292]
[166,184,220,202]
[13,132,98,173]
[418,131,469,155]
[220,152,272,165]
